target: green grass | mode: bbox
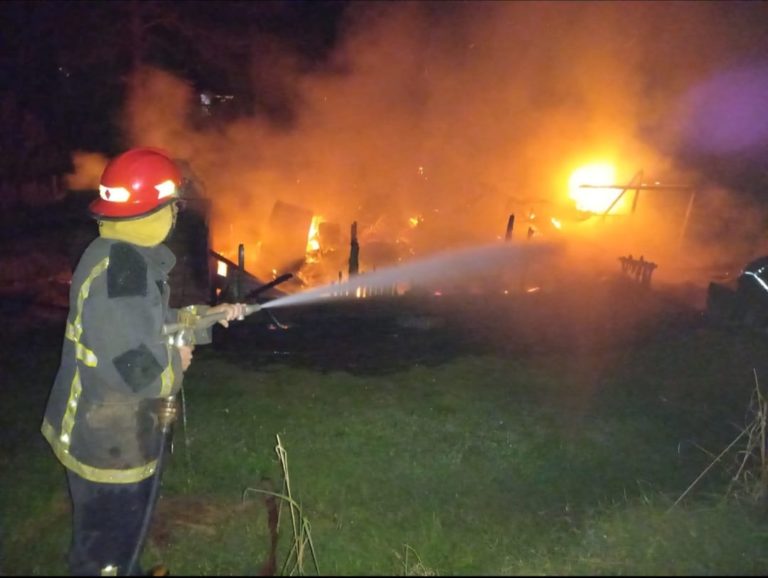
[2,312,768,575]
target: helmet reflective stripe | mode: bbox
[155,179,177,200]
[98,184,131,203]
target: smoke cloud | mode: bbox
[104,1,768,286]
[65,151,109,191]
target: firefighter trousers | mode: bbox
[65,469,153,576]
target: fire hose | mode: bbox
[125,397,175,577]
[125,302,264,575]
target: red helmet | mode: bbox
[90,147,182,219]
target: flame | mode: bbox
[216,261,228,277]
[568,163,623,214]
[306,215,324,261]
[408,216,421,228]
[550,217,562,230]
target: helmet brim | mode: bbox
[89,197,178,221]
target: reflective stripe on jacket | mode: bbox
[42,237,183,483]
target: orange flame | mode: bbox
[568,163,623,214]
[306,215,324,262]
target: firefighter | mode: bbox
[41,147,245,576]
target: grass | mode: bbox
[2,294,768,575]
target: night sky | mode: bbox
[0,0,348,153]
[4,1,768,175]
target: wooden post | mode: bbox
[505,214,515,241]
[348,221,359,277]
[235,243,245,301]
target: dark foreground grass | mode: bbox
[2,297,768,575]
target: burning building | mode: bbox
[86,2,768,301]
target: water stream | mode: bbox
[261,240,560,309]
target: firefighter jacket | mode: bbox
[42,237,184,484]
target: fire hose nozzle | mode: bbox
[162,303,263,347]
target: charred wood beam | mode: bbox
[209,250,240,271]
[579,184,692,190]
[349,221,359,277]
[235,243,245,301]
[505,214,515,241]
[601,170,643,218]
[208,249,261,284]
[243,273,293,301]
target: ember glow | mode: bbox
[306,215,324,261]
[568,164,623,214]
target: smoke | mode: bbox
[65,151,109,191]
[676,64,768,157]
[114,1,768,285]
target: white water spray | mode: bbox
[261,241,561,309]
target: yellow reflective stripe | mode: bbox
[75,257,110,330]
[59,368,83,451]
[159,344,175,397]
[66,320,85,342]
[59,257,109,450]
[72,257,110,357]
[42,419,158,484]
[65,320,85,342]
[75,342,98,367]
[66,323,98,367]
